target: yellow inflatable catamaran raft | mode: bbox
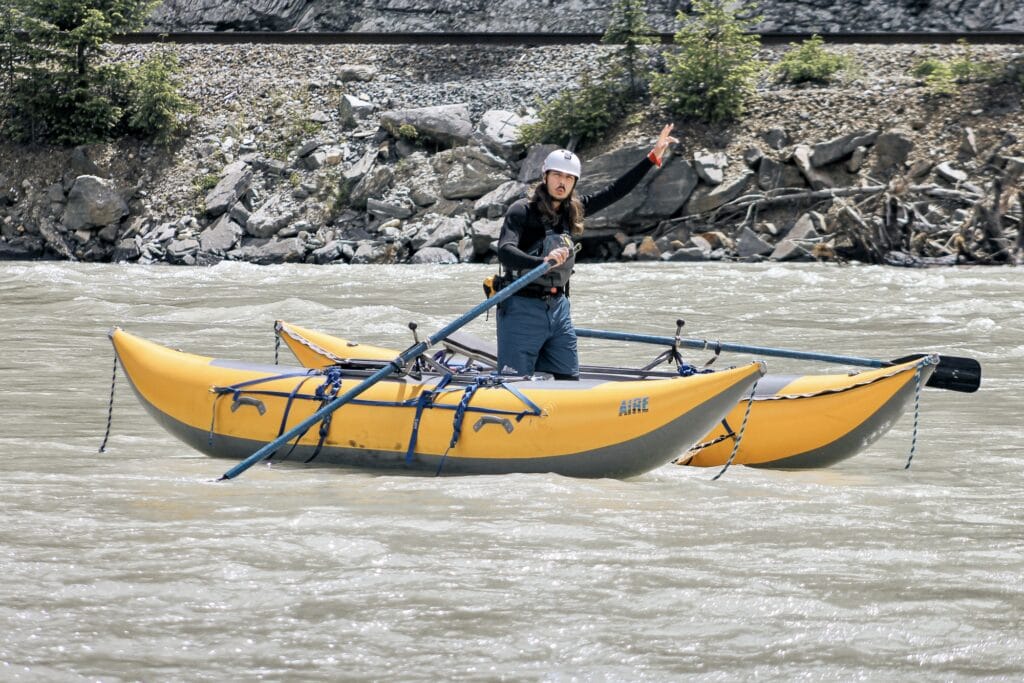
[110,328,764,478]
[273,321,938,470]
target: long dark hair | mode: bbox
[529,179,585,237]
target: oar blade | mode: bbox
[891,354,982,393]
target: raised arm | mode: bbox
[580,124,679,215]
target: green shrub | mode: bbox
[911,41,998,96]
[192,173,219,194]
[775,35,849,84]
[912,58,956,95]
[397,123,418,140]
[910,58,942,78]
[949,40,997,81]
[126,50,193,144]
[518,71,628,148]
[653,0,762,123]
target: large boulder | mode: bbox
[469,216,503,257]
[635,157,698,220]
[245,195,296,238]
[199,213,244,253]
[474,109,535,160]
[693,151,728,185]
[757,157,807,191]
[62,176,128,231]
[367,195,417,220]
[339,94,375,127]
[474,180,528,219]
[229,237,306,265]
[165,238,200,265]
[578,144,653,228]
[0,235,44,260]
[685,171,753,214]
[380,103,473,149]
[337,64,377,82]
[735,226,774,258]
[110,237,141,262]
[351,240,400,264]
[407,214,469,250]
[810,130,879,167]
[343,147,378,183]
[349,165,394,209]
[771,212,823,261]
[204,161,253,217]
[435,147,511,200]
[872,129,915,175]
[410,246,459,264]
[792,145,833,190]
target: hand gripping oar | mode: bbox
[574,324,981,393]
[218,260,555,481]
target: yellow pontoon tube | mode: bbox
[111,328,764,478]
[273,321,936,470]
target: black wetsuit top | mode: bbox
[497,155,656,278]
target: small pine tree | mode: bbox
[911,58,956,96]
[911,40,998,96]
[126,49,193,144]
[653,0,762,123]
[601,0,655,98]
[775,34,849,85]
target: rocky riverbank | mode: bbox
[1,41,1022,266]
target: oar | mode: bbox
[575,325,981,393]
[219,260,555,480]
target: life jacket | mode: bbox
[525,229,575,289]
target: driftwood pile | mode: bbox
[655,128,1024,267]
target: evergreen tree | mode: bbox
[1,0,190,145]
[601,0,655,98]
[653,0,762,123]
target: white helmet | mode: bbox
[541,149,582,179]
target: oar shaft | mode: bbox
[221,260,553,480]
[575,328,888,369]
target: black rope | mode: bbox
[434,446,452,477]
[274,332,281,365]
[904,365,924,470]
[712,379,760,481]
[98,353,118,453]
[676,418,737,462]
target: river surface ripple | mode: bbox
[1,261,1021,681]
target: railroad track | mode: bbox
[114,31,1024,46]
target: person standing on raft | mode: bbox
[495,123,678,379]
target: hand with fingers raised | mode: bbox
[649,123,680,167]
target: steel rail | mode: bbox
[113,31,1024,46]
